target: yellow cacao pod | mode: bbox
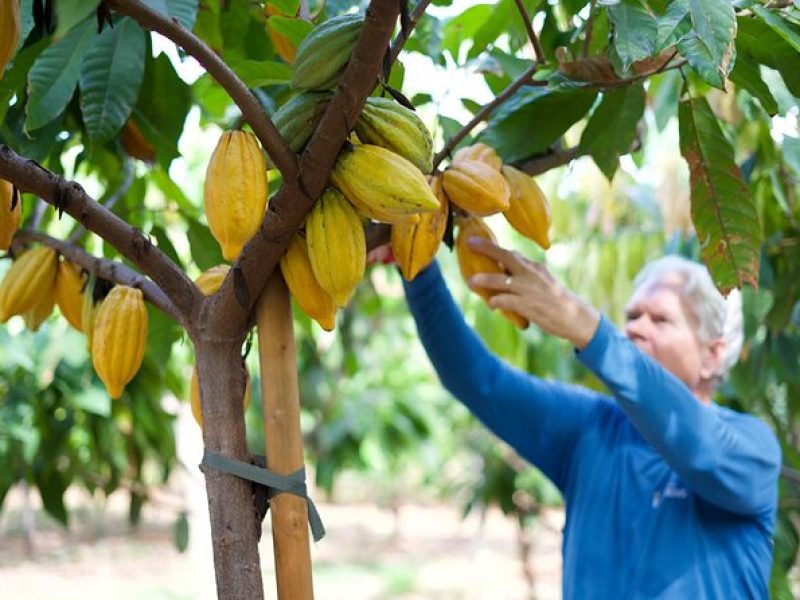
[82,279,96,353]
[54,259,85,331]
[121,120,156,163]
[280,232,337,330]
[204,131,268,261]
[23,292,54,332]
[265,4,296,64]
[392,175,449,281]
[330,144,439,225]
[501,165,551,250]
[442,159,510,217]
[0,179,21,250]
[306,188,365,307]
[0,246,58,322]
[0,0,20,81]
[195,264,230,295]
[92,286,148,399]
[455,216,527,329]
[452,143,503,171]
[190,366,252,430]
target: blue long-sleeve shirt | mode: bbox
[404,261,781,599]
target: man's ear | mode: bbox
[700,338,726,381]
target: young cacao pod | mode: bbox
[306,188,365,307]
[455,215,527,329]
[0,0,20,81]
[501,165,551,250]
[92,286,148,399]
[392,175,450,281]
[330,144,440,224]
[195,264,230,295]
[190,366,252,429]
[291,13,363,91]
[354,97,433,173]
[280,232,338,330]
[204,130,268,261]
[265,4,297,64]
[442,159,510,216]
[0,178,21,250]
[0,246,58,322]
[54,259,85,331]
[452,143,503,171]
[272,91,333,153]
[120,120,156,163]
[23,292,54,332]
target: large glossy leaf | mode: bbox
[478,88,597,163]
[737,16,800,97]
[143,0,199,30]
[678,97,761,292]
[268,15,314,47]
[579,84,646,180]
[55,0,102,38]
[729,55,778,116]
[25,19,97,132]
[0,38,47,124]
[607,0,657,69]
[655,0,690,52]
[79,18,146,144]
[228,59,292,88]
[752,5,800,52]
[442,4,493,62]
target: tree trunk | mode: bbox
[196,341,264,599]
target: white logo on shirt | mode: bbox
[652,483,688,508]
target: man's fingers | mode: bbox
[467,237,527,273]
[468,272,516,292]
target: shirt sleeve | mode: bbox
[577,317,782,515]
[403,261,607,492]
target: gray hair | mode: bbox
[631,255,744,382]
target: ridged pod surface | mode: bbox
[306,188,365,307]
[92,286,148,399]
[82,280,96,353]
[0,0,20,80]
[442,159,510,216]
[0,178,21,250]
[452,143,503,171]
[280,232,337,330]
[265,4,296,64]
[273,92,333,153]
[392,175,449,281]
[121,120,156,162]
[54,260,85,331]
[290,13,362,90]
[204,130,268,261]
[23,292,54,332]
[0,246,58,322]
[455,216,527,329]
[354,97,433,173]
[190,367,251,429]
[195,264,230,295]
[501,165,551,250]
[330,144,439,224]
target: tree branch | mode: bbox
[106,0,298,181]
[207,0,401,338]
[0,145,198,326]
[388,0,433,64]
[68,158,134,243]
[14,229,180,320]
[433,64,541,169]
[512,0,544,64]
[516,146,583,176]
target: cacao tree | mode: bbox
[0,0,798,597]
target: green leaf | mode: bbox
[73,386,111,418]
[579,84,646,180]
[151,165,196,213]
[267,0,300,13]
[26,18,97,132]
[783,135,800,176]
[174,512,190,552]
[268,15,314,47]
[150,225,183,268]
[18,0,36,48]
[478,88,597,163]
[752,6,800,52]
[607,0,658,69]
[678,97,761,292]
[229,59,292,88]
[187,217,225,270]
[442,4,493,62]
[146,306,180,367]
[0,38,47,124]
[677,0,736,89]
[728,55,778,116]
[144,0,199,30]
[79,18,146,144]
[655,0,690,52]
[737,16,800,97]
[55,0,102,39]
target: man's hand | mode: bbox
[367,244,396,266]
[466,237,600,350]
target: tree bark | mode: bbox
[195,341,264,600]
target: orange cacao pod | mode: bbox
[0,246,58,322]
[442,159,510,216]
[54,259,85,331]
[452,143,503,171]
[0,179,21,250]
[280,232,338,331]
[501,165,551,250]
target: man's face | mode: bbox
[623,273,718,397]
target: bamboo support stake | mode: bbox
[257,273,314,599]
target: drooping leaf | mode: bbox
[25,18,97,132]
[79,17,146,144]
[54,0,102,39]
[579,84,646,180]
[737,16,800,97]
[442,4,493,62]
[0,38,47,124]
[752,5,800,52]
[268,15,314,48]
[150,225,183,269]
[143,0,199,30]
[655,0,690,52]
[607,0,658,69]
[187,217,225,270]
[228,59,292,88]
[675,0,736,90]
[678,97,761,292]
[729,55,778,116]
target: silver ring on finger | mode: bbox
[504,275,513,290]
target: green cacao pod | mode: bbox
[0,178,21,250]
[273,92,333,153]
[0,246,58,322]
[355,97,433,173]
[291,13,363,90]
[204,131,269,261]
